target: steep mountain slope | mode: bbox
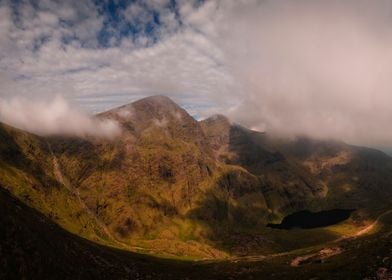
[200,115,327,215]
[46,96,224,257]
[0,123,109,244]
[46,96,330,255]
[278,137,392,208]
[201,114,392,211]
[1,95,392,259]
[0,185,205,280]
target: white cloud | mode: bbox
[212,0,392,147]
[2,0,392,146]
[0,0,232,109]
[0,96,121,138]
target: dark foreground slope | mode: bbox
[1,185,391,280]
[0,186,198,280]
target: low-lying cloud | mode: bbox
[212,0,392,147]
[0,96,121,138]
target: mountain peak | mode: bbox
[99,95,183,121]
[100,95,179,115]
[205,114,230,123]
[131,95,179,109]
[129,95,187,121]
[134,94,173,103]
[99,95,206,141]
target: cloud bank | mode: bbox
[0,96,121,138]
[2,0,392,146]
[214,0,392,147]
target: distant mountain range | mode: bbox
[1,95,392,279]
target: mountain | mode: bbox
[279,137,392,208]
[1,95,392,261]
[200,114,327,212]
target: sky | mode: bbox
[1,0,392,147]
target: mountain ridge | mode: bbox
[1,95,392,259]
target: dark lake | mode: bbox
[267,209,355,230]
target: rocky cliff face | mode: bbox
[200,115,327,215]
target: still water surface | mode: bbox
[267,209,355,229]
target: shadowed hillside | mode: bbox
[0,186,204,280]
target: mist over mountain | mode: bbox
[2,1,392,147]
[0,96,121,138]
[0,95,392,278]
[1,96,392,279]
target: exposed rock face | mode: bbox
[279,137,392,207]
[1,95,392,258]
[200,115,328,215]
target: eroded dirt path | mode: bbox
[334,209,392,243]
[290,247,343,266]
[290,210,392,266]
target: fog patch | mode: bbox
[0,96,121,139]
[116,106,135,120]
[210,0,392,147]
